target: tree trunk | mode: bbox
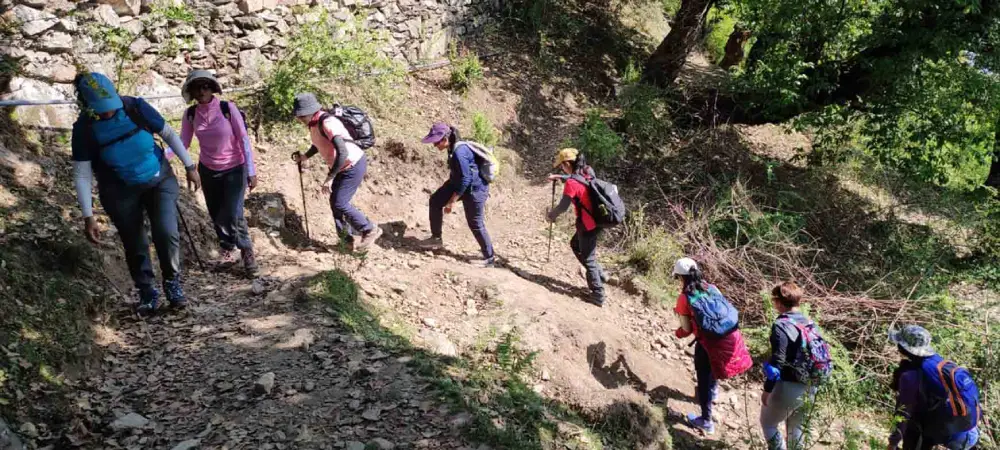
[988,131,1000,189]
[641,0,713,87]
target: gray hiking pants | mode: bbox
[760,381,816,450]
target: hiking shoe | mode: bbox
[586,293,606,308]
[418,236,443,250]
[136,286,160,317]
[579,267,611,283]
[686,414,715,435]
[472,256,496,269]
[163,277,187,308]
[241,247,258,275]
[354,226,384,251]
[218,248,239,266]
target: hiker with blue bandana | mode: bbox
[71,72,200,316]
[887,325,981,450]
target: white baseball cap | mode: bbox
[672,257,698,276]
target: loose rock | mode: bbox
[170,439,201,450]
[254,372,276,395]
[111,412,150,431]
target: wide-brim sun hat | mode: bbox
[553,148,579,168]
[889,324,936,357]
[672,257,698,276]
[181,70,222,103]
[293,93,323,117]
[75,72,123,114]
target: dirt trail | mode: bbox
[72,66,773,449]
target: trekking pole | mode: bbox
[547,179,556,262]
[295,156,311,240]
[177,206,205,271]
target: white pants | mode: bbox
[760,381,816,450]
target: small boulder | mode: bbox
[369,438,395,449]
[92,4,121,27]
[10,5,58,36]
[111,412,149,431]
[254,372,276,395]
[96,0,141,16]
[170,439,201,450]
[17,422,38,439]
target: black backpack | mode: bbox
[186,101,248,133]
[569,174,626,228]
[319,104,375,149]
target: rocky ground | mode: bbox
[0,58,842,450]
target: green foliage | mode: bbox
[449,44,484,93]
[618,83,674,152]
[703,8,737,65]
[0,55,22,80]
[621,59,642,85]
[710,182,807,248]
[148,1,196,22]
[620,208,684,305]
[87,4,197,94]
[661,0,681,18]
[495,329,539,376]
[252,11,404,124]
[471,112,499,148]
[732,0,1000,186]
[566,109,623,167]
[309,270,409,349]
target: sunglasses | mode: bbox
[188,82,215,93]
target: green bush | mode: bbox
[620,208,684,305]
[618,83,674,152]
[449,44,485,93]
[661,0,681,18]
[703,8,737,65]
[567,109,623,167]
[471,112,499,148]
[252,11,404,125]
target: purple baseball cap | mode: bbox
[421,122,451,144]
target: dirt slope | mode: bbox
[4,61,781,449]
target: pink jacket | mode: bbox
[181,97,256,176]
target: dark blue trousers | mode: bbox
[199,163,251,251]
[695,342,718,421]
[429,184,494,259]
[328,155,373,241]
[99,171,181,289]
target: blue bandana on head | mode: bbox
[75,72,123,115]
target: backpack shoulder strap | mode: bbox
[122,96,161,136]
[316,112,332,140]
[220,100,231,120]
[567,174,595,216]
[185,104,196,123]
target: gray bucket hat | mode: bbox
[889,324,936,357]
[181,70,222,102]
[293,93,323,117]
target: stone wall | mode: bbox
[0,0,501,127]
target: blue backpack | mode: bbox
[918,355,981,439]
[89,96,163,186]
[687,285,739,339]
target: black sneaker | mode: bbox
[163,277,187,309]
[136,286,160,317]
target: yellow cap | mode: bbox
[553,148,579,168]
